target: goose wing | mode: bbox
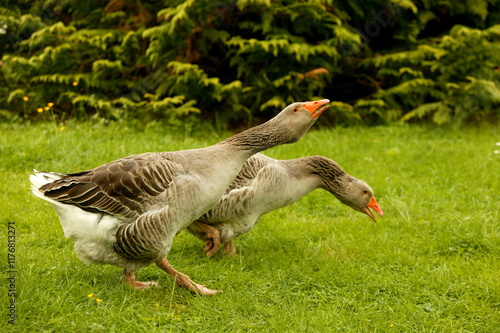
[226,153,273,192]
[39,152,185,219]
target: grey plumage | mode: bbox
[30,99,330,295]
[187,153,383,257]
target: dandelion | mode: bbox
[47,102,54,107]
[87,293,94,298]
[96,299,103,303]
[23,96,29,101]
[60,126,66,131]
[44,106,50,111]
[390,324,395,327]
[72,81,79,86]
[37,108,44,113]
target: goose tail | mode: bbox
[29,170,65,201]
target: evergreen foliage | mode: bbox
[362,24,500,124]
[0,0,498,126]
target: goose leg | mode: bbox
[222,241,237,257]
[121,269,159,289]
[193,221,221,258]
[155,258,221,295]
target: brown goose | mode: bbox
[186,153,383,257]
[30,99,330,295]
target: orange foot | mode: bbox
[156,258,221,296]
[121,270,159,290]
[194,221,221,258]
[223,241,237,257]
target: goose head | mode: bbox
[270,99,330,144]
[332,178,384,222]
[223,99,329,151]
[303,156,383,222]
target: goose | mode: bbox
[30,99,330,295]
[186,153,383,258]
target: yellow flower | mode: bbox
[37,108,44,113]
[72,81,79,86]
[87,293,94,298]
[390,324,395,327]
[44,106,50,111]
[23,96,29,101]
[60,126,66,131]
[96,299,103,303]
[47,102,54,107]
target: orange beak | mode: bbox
[362,197,384,222]
[301,99,330,118]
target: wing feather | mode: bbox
[39,153,184,219]
[226,153,272,192]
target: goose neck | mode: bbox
[220,121,295,153]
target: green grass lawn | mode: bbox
[1,121,499,332]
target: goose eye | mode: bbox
[363,190,368,194]
[293,107,298,112]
